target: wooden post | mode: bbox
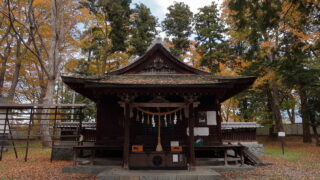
[240,149,244,166]
[0,108,8,161]
[50,107,58,162]
[224,149,228,166]
[217,104,222,143]
[25,108,34,162]
[123,102,130,169]
[78,107,83,146]
[188,103,195,167]
[73,148,77,166]
[90,149,95,165]
[5,109,18,159]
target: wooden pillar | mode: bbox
[95,100,103,145]
[123,102,130,169]
[188,103,195,167]
[217,104,222,144]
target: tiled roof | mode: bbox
[221,122,263,129]
[56,122,96,128]
[56,122,262,130]
[94,75,246,85]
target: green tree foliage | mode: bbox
[99,0,131,53]
[162,2,193,58]
[225,0,320,142]
[194,2,227,72]
[225,0,285,133]
[129,3,158,56]
[79,0,131,74]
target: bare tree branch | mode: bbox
[6,0,49,76]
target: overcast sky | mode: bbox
[132,0,223,22]
[131,0,223,38]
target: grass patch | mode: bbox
[264,146,307,162]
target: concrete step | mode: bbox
[97,167,222,180]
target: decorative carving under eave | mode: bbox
[139,56,178,74]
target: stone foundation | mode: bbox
[0,133,8,152]
[224,141,264,157]
[240,142,264,156]
[51,147,73,160]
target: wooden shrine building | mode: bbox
[62,39,256,169]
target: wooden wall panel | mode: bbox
[96,96,123,145]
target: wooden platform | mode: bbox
[96,166,222,180]
[72,144,246,167]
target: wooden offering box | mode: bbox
[171,146,182,152]
[132,145,143,152]
[129,152,187,170]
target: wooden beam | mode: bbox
[123,102,130,169]
[217,104,222,144]
[50,107,58,162]
[118,102,200,108]
[25,108,34,162]
[0,108,8,161]
[0,104,86,108]
[188,103,195,167]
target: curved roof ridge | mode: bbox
[106,39,210,75]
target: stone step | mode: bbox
[97,167,222,180]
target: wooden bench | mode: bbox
[195,145,245,166]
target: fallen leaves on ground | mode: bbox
[219,136,320,180]
[1,137,319,180]
[0,148,95,180]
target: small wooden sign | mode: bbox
[132,145,143,152]
[171,146,182,152]
[278,132,285,137]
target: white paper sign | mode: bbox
[207,111,217,125]
[170,141,179,147]
[172,154,179,162]
[278,132,286,137]
[187,127,210,136]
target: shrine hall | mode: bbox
[61,38,256,169]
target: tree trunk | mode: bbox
[286,107,295,124]
[311,125,320,146]
[8,37,29,100]
[0,57,9,94]
[7,58,22,100]
[267,82,284,132]
[0,28,12,95]
[40,78,55,147]
[242,98,249,122]
[0,60,7,89]
[299,87,312,143]
[101,59,106,75]
[36,0,65,147]
[291,106,295,123]
[266,96,276,139]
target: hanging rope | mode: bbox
[135,103,189,116]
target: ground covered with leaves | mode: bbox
[0,145,95,180]
[1,137,320,180]
[219,136,320,180]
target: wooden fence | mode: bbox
[257,123,320,136]
[0,104,86,162]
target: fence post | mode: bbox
[50,107,58,162]
[25,108,34,162]
[0,108,8,161]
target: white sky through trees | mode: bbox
[132,0,223,22]
[131,0,223,38]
